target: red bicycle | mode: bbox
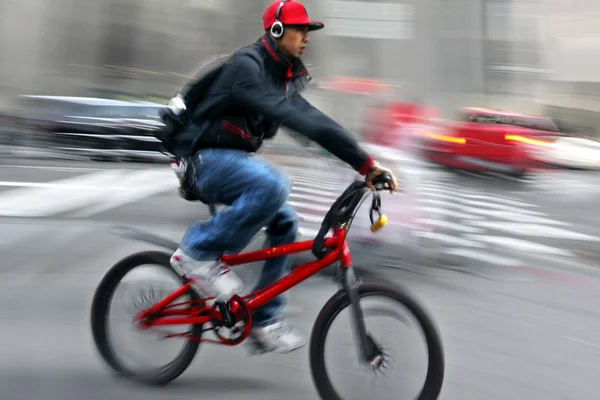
[90,172,445,400]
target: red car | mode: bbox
[418,107,564,177]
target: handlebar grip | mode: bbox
[371,171,393,189]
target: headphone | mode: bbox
[270,0,288,39]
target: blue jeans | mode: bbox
[179,148,298,327]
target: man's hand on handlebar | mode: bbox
[365,162,399,193]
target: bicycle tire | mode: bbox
[90,251,204,385]
[309,280,445,400]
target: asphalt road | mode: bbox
[2,155,600,400]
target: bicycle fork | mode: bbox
[340,266,382,366]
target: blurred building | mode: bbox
[0,0,599,132]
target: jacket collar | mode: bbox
[257,34,308,80]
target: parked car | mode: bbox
[5,95,169,162]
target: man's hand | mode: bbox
[365,163,399,192]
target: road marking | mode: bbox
[465,222,600,241]
[416,218,485,233]
[412,231,486,247]
[0,181,91,189]
[287,201,331,213]
[418,185,475,195]
[460,193,540,207]
[1,162,596,267]
[417,206,484,220]
[289,169,344,180]
[72,169,178,217]
[465,210,569,226]
[458,200,545,215]
[0,170,124,217]
[422,199,547,218]
[0,164,109,172]
[565,337,600,349]
[296,212,325,224]
[444,248,523,267]
[298,227,319,237]
[465,235,575,256]
[292,180,343,191]
[0,168,178,217]
[290,186,332,196]
[289,192,337,204]
[285,169,345,179]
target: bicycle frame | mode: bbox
[134,173,391,359]
[136,225,352,328]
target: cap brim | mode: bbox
[308,22,324,31]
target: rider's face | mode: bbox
[277,25,310,59]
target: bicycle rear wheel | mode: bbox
[309,281,445,400]
[90,251,204,385]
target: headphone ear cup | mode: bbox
[270,21,284,38]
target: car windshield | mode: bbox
[458,109,559,132]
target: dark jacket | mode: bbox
[183,34,375,174]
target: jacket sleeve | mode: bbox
[228,54,376,175]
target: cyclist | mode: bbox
[167,0,399,354]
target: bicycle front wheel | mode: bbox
[309,281,445,400]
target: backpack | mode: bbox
[156,54,232,158]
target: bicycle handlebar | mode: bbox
[311,172,395,260]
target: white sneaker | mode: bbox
[246,319,307,355]
[170,248,243,301]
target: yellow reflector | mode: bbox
[370,214,388,233]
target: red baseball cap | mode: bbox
[263,0,324,32]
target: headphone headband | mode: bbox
[275,0,286,21]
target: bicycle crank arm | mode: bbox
[342,267,378,364]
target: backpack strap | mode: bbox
[177,54,232,112]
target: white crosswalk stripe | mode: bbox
[511,171,600,197]
[411,181,600,267]
[282,165,349,237]
[0,167,178,217]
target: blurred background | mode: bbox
[2,0,600,126]
[2,1,600,400]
